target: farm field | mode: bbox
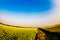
[0,23,38,40]
[0,23,60,40]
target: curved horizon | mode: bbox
[0,0,60,28]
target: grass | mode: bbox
[46,24,60,32]
[0,23,60,40]
[0,24,38,40]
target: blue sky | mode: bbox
[0,0,52,13]
[0,0,60,27]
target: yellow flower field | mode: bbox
[0,24,38,40]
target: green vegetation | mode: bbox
[46,24,60,32]
[0,23,60,40]
[0,24,38,40]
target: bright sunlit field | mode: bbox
[0,24,38,40]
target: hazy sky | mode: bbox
[0,0,60,27]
